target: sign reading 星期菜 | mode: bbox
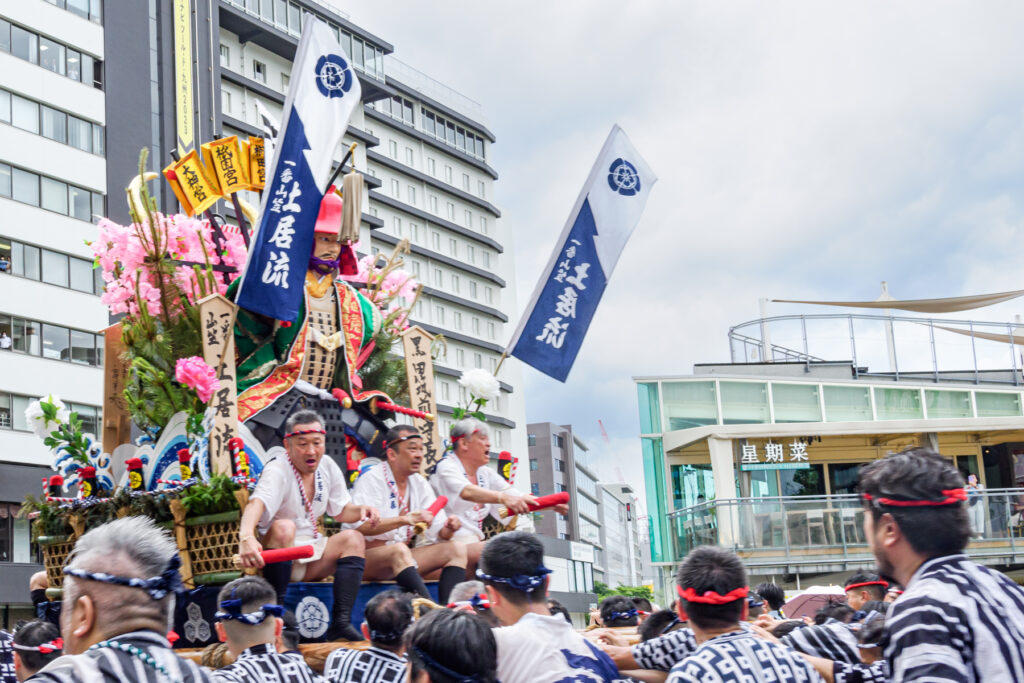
[737,440,811,471]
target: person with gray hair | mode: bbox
[238,409,381,641]
[30,516,214,683]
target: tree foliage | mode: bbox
[595,581,655,602]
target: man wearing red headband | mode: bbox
[348,425,468,605]
[843,572,888,612]
[858,447,1024,682]
[238,409,381,641]
[668,546,821,682]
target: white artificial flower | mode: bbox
[25,394,69,439]
[458,368,500,403]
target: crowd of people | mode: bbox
[2,436,1023,681]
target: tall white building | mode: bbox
[215,2,527,462]
[0,0,108,609]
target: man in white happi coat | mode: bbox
[348,425,468,605]
[238,409,381,641]
[431,418,568,575]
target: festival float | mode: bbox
[17,137,494,656]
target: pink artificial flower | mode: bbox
[174,356,220,403]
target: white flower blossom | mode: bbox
[25,394,69,439]
[458,368,500,403]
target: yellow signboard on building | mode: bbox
[173,0,194,155]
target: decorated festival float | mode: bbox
[17,136,569,665]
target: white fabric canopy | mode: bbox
[773,289,1024,313]
[934,325,1024,345]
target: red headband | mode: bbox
[845,580,889,591]
[283,428,326,440]
[863,488,966,507]
[13,637,63,654]
[677,585,749,605]
[450,429,480,447]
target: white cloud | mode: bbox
[346,1,1024,499]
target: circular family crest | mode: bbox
[315,54,354,98]
[607,158,641,196]
[296,595,330,639]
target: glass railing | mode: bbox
[667,489,1024,566]
[729,313,1024,385]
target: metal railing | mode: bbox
[729,314,1024,385]
[384,57,489,128]
[666,489,1024,568]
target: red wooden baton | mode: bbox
[427,496,448,516]
[261,545,314,564]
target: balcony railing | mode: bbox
[666,489,1024,571]
[729,314,1024,385]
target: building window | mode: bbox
[473,352,482,369]
[409,223,420,241]
[221,90,231,113]
[410,260,420,277]
[450,274,460,293]
[478,180,486,198]
[456,349,465,367]
[389,139,398,158]
[427,157,436,176]
[433,268,442,287]
[452,311,462,329]
[464,209,472,227]
[466,245,475,264]
[462,173,470,191]
[472,317,480,335]
[434,305,445,325]
[444,165,453,184]
[219,44,229,67]
[468,281,478,299]
[553,434,565,448]
[45,106,70,146]
[557,483,568,493]
[280,73,289,91]
[0,236,103,294]
[482,251,491,268]
[429,195,438,214]
[1,22,102,89]
[487,321,496,340]
[495,430,503,447]
[531,483,540,496]
[253,60,266,83]
[407,185,416,205]
[489,357,497,372]
[555,459,566,472]
[390,179,400,197]
[480,216,488,234]
[528,434,537,447]
[0,162,100,223]
[440,382,450,401]
[392,216,402,236]
[431,231,441,251]
[529,458,539,470]
[485,287,493,304]
[448,238,458,256]
[0,313,102,365]
[446,202,455,221]
[405,147,414,166]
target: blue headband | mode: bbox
[607,608,639,621]
[63,555,183,600]
[475,565,552,592]
[215,599,285,625]
[413,646,485,682]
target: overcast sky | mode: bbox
[345,2,1024,511]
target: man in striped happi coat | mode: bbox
[322,591,409,683]
[665,546,822,683]
[858,447,1024,682]
[31,517,213,683]
[211,576,324,682]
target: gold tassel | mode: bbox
[340,170,363,244]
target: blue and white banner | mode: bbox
[508,125,656,382]
[235,14,361,321]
